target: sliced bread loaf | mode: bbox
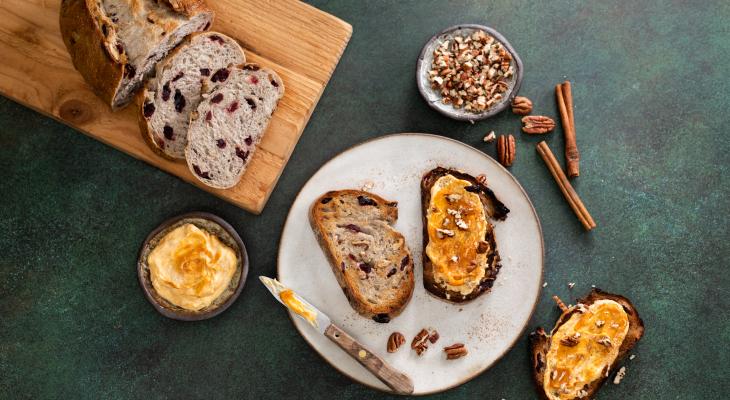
[310,190,415,323]
[140,32,245,159]
[185,63,284,188]
[60,0,213,110]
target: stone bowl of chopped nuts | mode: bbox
[416,24,523,122]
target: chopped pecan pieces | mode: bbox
[560,333,581,347]
[522,115,556,134]
[443,343,468,359]
[387,332,406,353]
[428,331,440,344]
[428,30,514,113]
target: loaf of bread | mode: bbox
[140,32,245,159]
[310,190,415,323]
[185,63,284,188]
[60,0,213,110]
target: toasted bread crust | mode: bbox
[310,190,414,323]
[529,289,645,400]
[421,167,509,303]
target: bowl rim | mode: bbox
[136,211,249,321]
[416,23,524,122]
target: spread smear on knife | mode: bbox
[543,300,630,399]
[279,289,318,328]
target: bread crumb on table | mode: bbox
[613,366,627,384]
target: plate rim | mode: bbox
[276,133,544,395]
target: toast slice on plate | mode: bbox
[529,289,645,400]
[421,167,509,303]
[310,190,414,323]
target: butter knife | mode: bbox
[259,276,414,394]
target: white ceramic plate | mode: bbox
[277,133,543,394]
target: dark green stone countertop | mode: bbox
[1,1,728,398]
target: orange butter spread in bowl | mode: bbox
[279,289,317,326]
[425,174,487,295]
[147,223,237,311]
[543,300,630,399]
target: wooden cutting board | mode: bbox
[0,0,352,214]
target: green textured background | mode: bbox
[1,0,729,398]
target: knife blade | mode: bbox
[259,276,330,333]
[258,276,414,394]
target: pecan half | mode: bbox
[411,329,430,355]
[522,115,555,134]
[497,134,516,167]
[511,96,533,115]
[387,332,406,353]
[443,343,468,360]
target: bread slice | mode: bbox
[421,167,509,303]
[60,0,213,110]
[310,190,415,323]
[529,289,645,400]
[139,32,245,160]
[185,63,284,188]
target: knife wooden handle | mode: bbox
[324,323,414,394]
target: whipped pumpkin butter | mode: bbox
[148,224,237,311]
[543,300,630,399]
[426,174,488,295]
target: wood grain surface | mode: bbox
[0,0,352,214]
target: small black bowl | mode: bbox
[137,212,248,321]
[416,24,524,122]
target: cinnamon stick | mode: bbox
[536,141,596,230]
[556,82,580,178]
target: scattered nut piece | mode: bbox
[411,329,430,355]
[613,366,627,384]
[542,282,548,288]
[387,332,406,353]
[595,320,605,328]
[521,115,555,134]
[629,354,636,360]
[597,336,613,347]
[497,134,516,167]
[511,96,533,115]
[428,331,440,344]
[568,282,576,289]
[560,334,580,347]
[476,174,487,185]
[443,343,468,360]
[483,131,496,143]
[445,193,462,202]
[436,228,455,238]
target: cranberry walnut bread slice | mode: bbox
[140,32,245,160]
[529,289,644,400]
[60,0,213,110]
[421,167,509,303]
[310,190,415,323]
[185,64,284,189]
